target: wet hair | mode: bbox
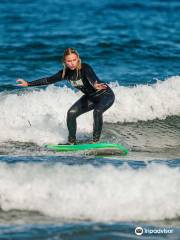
[62,48,82,79]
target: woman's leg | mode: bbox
[93,91,115,142]
[67,95,95,143]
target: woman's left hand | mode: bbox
[94,81,107,90]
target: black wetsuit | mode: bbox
[28,63,115,142]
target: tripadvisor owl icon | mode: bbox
[135,226,143,236]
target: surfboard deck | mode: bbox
[45,142,128,156]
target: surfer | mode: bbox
[16,48,115,144]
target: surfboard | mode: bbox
[45,142,128,156]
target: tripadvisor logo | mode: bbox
[135,226,143,236]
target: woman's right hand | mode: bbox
[16,79,29,87]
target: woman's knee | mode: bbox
[93,108,103,117]
[67,108,79,119]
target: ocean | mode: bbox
[0,0,180,239]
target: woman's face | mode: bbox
[65,53,79,70]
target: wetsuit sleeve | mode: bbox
[84,64,103,88]
[27,70,63,87]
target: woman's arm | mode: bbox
[17,70,63,87]
[84,63,107,90]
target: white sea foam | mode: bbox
[109,75,180,123]
[0,162,179,221]
[0,76,179,144]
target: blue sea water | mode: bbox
[0,0,180,239]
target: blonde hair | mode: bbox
[62,48,82,79]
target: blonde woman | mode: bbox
[17,48,115,144]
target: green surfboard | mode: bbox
[45,142,128,156]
